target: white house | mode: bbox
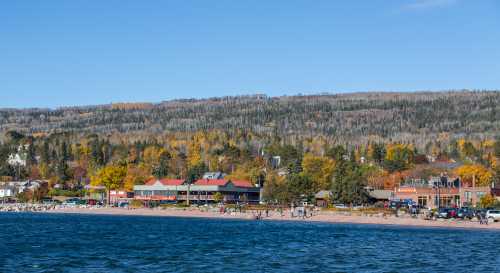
[0,185,17,198]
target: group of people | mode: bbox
[290,205,314,219]
[217,203,315,220]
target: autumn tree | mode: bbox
[225,157,266,186]
[384,144,414,173]
[262,173,289,204]
[454,164,493,187]
[91,165,127,204]
[479,194,496,208]
[187,136,203,168]
[123,166,149,191]
[301,153,335,191]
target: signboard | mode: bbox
[135,195,177,201]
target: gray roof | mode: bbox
[202,172,225,179]
[315,190,332,199]
[429,161,463,170]
[368,190,393,200]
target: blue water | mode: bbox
[1,213,499,273]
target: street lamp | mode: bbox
[433,181,441,209]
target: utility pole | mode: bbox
[472,174,476,207]
[186,183,190,206]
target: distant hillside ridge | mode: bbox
[1,90,499,145]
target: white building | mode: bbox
[0,180,45,198]
[0,185,17,198]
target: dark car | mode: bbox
[389,201,404,210]
[437,208,450,218]
[41,198,61,205]
[457,207,475,219]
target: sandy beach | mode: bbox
[42,207,500,230]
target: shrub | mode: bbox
[129,199,144,208]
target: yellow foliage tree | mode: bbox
[143,146,164,167]
[301,153,335,190]
[384,144,414,172]
[91,165,127,190]
[225,157,266,185]
[123,165,150,191]
[187,138,202,168]
[479,194,496,208]
[454,164,493,187]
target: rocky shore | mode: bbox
[0,203,58,212]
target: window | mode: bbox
[464,191,472,202]
[418,196,427,207]
[435,196,453,207]
[476,192,486,199]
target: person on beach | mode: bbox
[479,212,488,225]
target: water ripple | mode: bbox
[0,212,499,273]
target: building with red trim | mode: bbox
[133,178,260,204]
[393,176,492,208]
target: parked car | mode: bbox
[486,210,500,222]
[437,208,450,218]
[41,198,61,205]
[389,201,404,210]
[62,198,81,206]
[447,208,458,218]
[85,199,98,206]
[333,204,348,209]
[457,207,475,219]
[118,201,129,208]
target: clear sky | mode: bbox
[1,0,499,108]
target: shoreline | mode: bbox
[29,207,500,231]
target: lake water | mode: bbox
[1,213,499,273]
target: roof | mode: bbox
[194,179,228,186]
[202,172,225,179]
[145,179,185,186]
[368,190,393,200]
[231,180,254,188]
[429,161,463,170]
[194,179,254,188]
[315,190,332,199]
[0,185,16,190]
[84,185,106,190]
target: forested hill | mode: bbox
[1,91,499,145]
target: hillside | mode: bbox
[1,91,499,146]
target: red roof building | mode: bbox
[135,178,260,204]
[193,179,254,188]
[145,179,185,186]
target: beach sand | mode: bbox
[43,207,500,230]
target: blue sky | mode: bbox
[1,0,499,108]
